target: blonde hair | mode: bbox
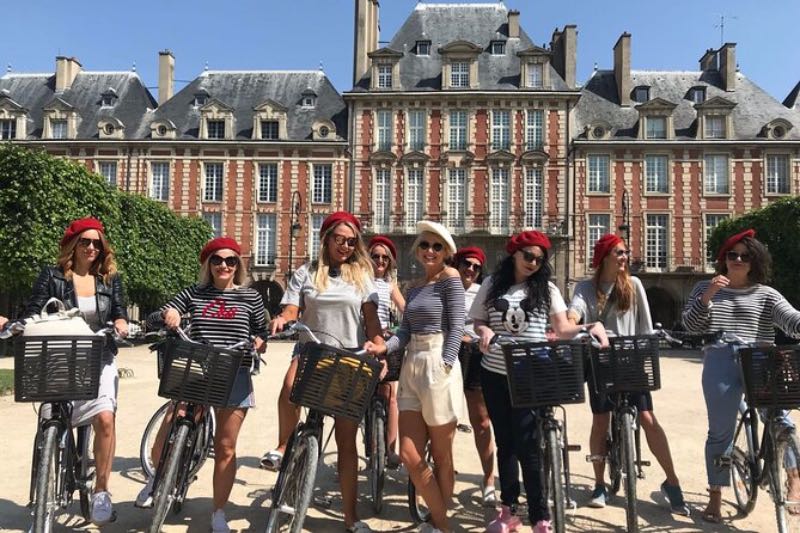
[313,221,373,294]
[198,251,246,286]
[58,232,118,285]
[369,243,397,283]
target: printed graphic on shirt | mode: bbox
[202,298,239,319]
[494,297,534,334]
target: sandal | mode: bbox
[481,480,497,507]
[661,481,690,516]
[701,487,722,524]
[345,520,373,533]
[260,449,283,471]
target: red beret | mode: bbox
[455,246,486,265]
[200,237,241,264]
[369,235,397,259]
[61,217,105,246]
[506,231,551,255]
[717,229,756,262]
[320,211,361,236]
[591,233,624,268]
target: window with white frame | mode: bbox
[406,169,424,230]
[447,168,467,229]
[766,154,790,194]
[491,110,511,151]
[416,41,431,56]
[526,109,544,150]
[691,87,706,104]
[490,167,510,231]
[255,213,277,266]
[587,155,610,193]
[705,213,729,264]
[204,163,224,202]
[377,64,392,88]
[261,120,279,140]
[51,119,67,139]
[704,154,729,194]
[451,61,470,88]
[377,110,392,151]
[0,119,15,139]
[644,154,668,193]
[207,120,225,139]
[258,163,278,203]
[587,214,611,264]
[310,213,325,260]
[408,110,426,151]
[645,116,667,139]
[524,167,543,228]
[99,162,117,187]
[374,169,392,231]
[449,110,467,150]
[491,41,506,55]
[633,86,650,103]
[150,162,170,201]
[705,116,725,139]
[645,214,668,269]
[312,164,332,204]
[203,212,222,238]
[528,63,544,88]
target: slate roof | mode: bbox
[784,80,800,110]
[575,69,800,140]
[350,2,571,92]
[0,71,156,139]
[141,70,347,141]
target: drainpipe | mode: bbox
[125,145,133,193]
[347,100,356,212]
[563,99,571,294]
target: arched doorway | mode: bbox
[249,280,284,319]
[645,287,678,330]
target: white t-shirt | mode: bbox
[463,282,481,338]
[469,276,567,375]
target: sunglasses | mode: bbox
[418,241,444,253]
[459,259,482,272]
[332,235,358,248]
[520,250,545,264]
[613,249,630,257]
[209,255,240,267]
[77,238,103,249]
[725,251,751,263]
[371,254,391,263]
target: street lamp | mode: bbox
[287,190,302,282]
[619,190,631,244]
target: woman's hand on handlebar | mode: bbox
[474,325,494,354]
[0,316,7,330]
[163,307,181,330]
[269,314,289,336]
[588,322,610,348]
[364,339,387,356]
[254,336,266,353]
[114,318,129,339]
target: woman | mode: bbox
[470,230,608,533]
[455,246,497,506]
[137,237,267,533]
[25,216,128,526]
[365,220,464,533]
[265,211,384,533]
[368,235,405,468]
[682,229,800,523]
[567,234,688,515]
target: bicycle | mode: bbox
[2,316,119,532]
[706,331,800,533]
[265,322,382,533]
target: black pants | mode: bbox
[481,367,549,523]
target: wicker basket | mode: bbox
[501,340,587,408]
[740,345,800,409]
[590,335,661,395]
[381,348,404,382]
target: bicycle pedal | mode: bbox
[278,504,296,515]
[566,444,581,452]
[314,496,332,509]
[585,454,605,463]
[638,460,651,467]
[457,424,472,434]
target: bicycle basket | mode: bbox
[501,340,587,408]
[14,335,104,402]
[158,338,245,408]
[740,345,800,409]
[291,343,382,421]
[382,348,404,382]
[591,335,661,395]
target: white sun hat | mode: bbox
[416,220,457,256]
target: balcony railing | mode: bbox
[361,212,566,237]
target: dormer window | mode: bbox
[633,86,650,103]
[645,116,667,139]
[207,120,225,139]
[491,41,506,55]
[416,41,431,56]
[517,47,551,90]
[705,116,726,139]
[51,120,67,139]
[377,64,392,89]
[762,119,793,140]
[690,87,706,104]
[528,63,544,88]
[193,91,209,107]
[300,88,317,108]
[0,119,16,140]
[261,120,279,140]
[100,88,118,108]
[635,98,677,141]
[694,96,736,140]
[451,61,470,88]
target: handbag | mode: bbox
[23,298,94,337]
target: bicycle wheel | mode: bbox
[33,425,59,533]
[621,412,638,533]
[265,433,319,533]
[77,424,96,520]
[140,401,170,479]
[546,427,566,533]
[608,417,622,495]
[730,411,758,515]
[408,445,432,524]
[369,405,386,514]
[770,428,800,533]
[149,423,189,533]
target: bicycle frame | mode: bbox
[609,396,648,480]
[538,405,579,507]
[150,403,206,507]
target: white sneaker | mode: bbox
[211,509,231,533]
[90,491,115,525]
[135,477,155,508]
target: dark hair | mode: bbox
[715,236,771,284]
[485,250,552,314]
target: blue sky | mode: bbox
[2,0,798,101]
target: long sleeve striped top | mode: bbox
[385,275,464,366]
[681,281,800,343]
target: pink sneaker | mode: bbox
[533,520,552,533]
[486,505,522,533]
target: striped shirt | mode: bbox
[469,276,566,375]
[682,281,800,344]
[162,284,268,347]
[374,278,392,330]
[386,275,464,366]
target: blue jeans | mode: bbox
[702,344,796,486]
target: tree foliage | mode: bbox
[708,196,800,307]
[0,144,211,312]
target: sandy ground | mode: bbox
[0,343,797,533]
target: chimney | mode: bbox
[55,56,82,92]
[613,33,632,107]
[158,50,175,104]
[719,42,736,91]
[550,26,577,88]
[508,10,520,39]
[353,0,380,86]
[699,48,717,71]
